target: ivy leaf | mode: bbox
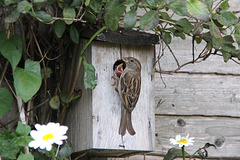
[83,58,97,89]
[5,8,20,23]
[147,0,158,6]
[124,7,137,30]
[16,121,31,136]
[17,153,34,160]
[204,0,213,11]
[221,50,231,62]
[70,25,79,43]
[163,32,171,44]
[209,19,222,38]
[215,12,238,26]
[167,0,190,16]
[0,34,22,69]
[13,59,42,102]
[53,20,66,38]
[234,29,240,46]
[30,11,53,22]
[163,148,187,160]
[0,130,20,159]
[49,95,60,109]
[63,7,76,25]
[17,1,31,13]
[0,88,13,117]
[13,136,33,147]
[176,18,194,34]
[104,0,126,31]
[58,143,73,159]
[90,0,102,13]
[219,0,229,12]
[140,10,159,31]
[186,0,209,22]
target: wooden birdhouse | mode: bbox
[65,28,158,158]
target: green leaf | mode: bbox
[17,1,31,13]
[186,0,209,22]
[63,7,76,25]
[0,130,20,159]
[13,135,33,147]
[163,32,171,44]
[83,58,97,89]
[17,153,34,160]
[193,23,203,35]
[90,0,102,13]
[13,59,42,102]
[219,0,229,12]
[209,19,222,38]
[70,25,79,43]
[4,0,15,5]
[221,50,231,62]
[58,143,73,159]
[16,121,31,136]
[147,0,158,6]
[212,37,223,49]
[167,0,190,16]
[124,7,137,30]
[215,12,238,26]
[176,18,194,34]
[60,91,68,103]
[104,0,126,31]
[85,0,90,6]
[53,20,66,38]
[140,10,159,30]
[49,95,60,109]
[163,148,186,160]
[41,67,52,78]
[204,0,213,11]
[5,8,20,23]
[33,0,47,2]
[234,30,240,46]
[0,88,13,117]
[30,11,53,22]
[0,34,22,68]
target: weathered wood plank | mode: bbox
[155,115,240,158]
[154,73,240,117]
[155,37,240,74]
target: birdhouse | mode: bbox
[65,28,158,158]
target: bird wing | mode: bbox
[120,71,141,112]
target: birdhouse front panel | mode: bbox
[65,39,155,156]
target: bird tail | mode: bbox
[119,104,127,136]
[126,111,136,135]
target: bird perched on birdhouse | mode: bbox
[113,57,141,136]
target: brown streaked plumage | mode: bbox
[118,57,141,136]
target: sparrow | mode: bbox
[118,57,141,136]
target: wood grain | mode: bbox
[155,115,240,158]
[154,73,240,117]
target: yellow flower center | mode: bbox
[43,134,54,141]
[177,138,188,144]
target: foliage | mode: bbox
[0,0,240,159]
[0,122,33,159]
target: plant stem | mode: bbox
[50,149,56,160]
[182,145,185,160]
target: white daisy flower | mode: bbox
[170,134,194,148]
[28,122,68,151]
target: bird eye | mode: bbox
[130,59,134,62]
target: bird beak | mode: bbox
[122,58,128,63]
